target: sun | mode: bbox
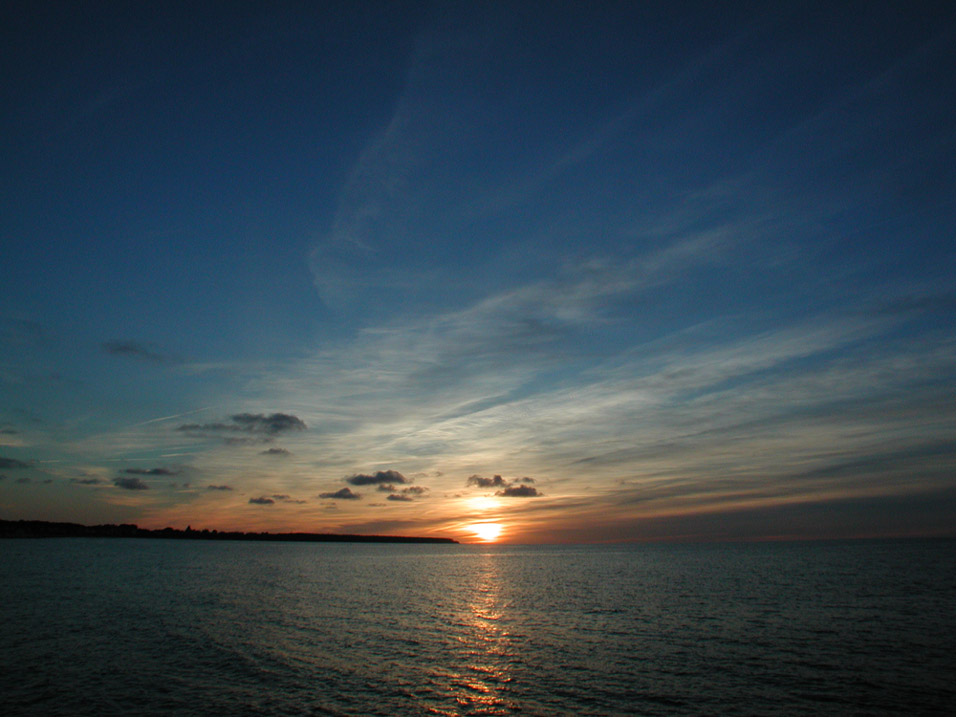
[470,522,503,542]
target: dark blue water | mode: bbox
[1,539,953,715]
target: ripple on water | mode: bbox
[1,539,955,715]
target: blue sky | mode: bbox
[2,1,955,542]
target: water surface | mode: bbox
[2,538,953,715]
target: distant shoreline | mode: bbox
[0,519,458,544]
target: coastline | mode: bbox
[0,519,458,544]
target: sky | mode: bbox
[2,1,955,543]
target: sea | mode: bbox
[1,538,953,716]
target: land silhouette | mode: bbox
[0,519,457,543]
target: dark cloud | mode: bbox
[346,469,408,486]
[271,494,290,500]
[0,428,17,434]
[319,487,361,500]
[497,484,541,497]
[16,476,31,484]
[71,477,105,485]
[249,496,275,505]
[0,456,30,469]
[102,339,178,364]
[232,413,306,434]
[0,474,6,481]
[178,413,306,438]
[206,484,233,491]
[379,484,428,500]
[261,447,291,456]
[467,474,507,488]
[467,473,542,497]
[114,476,149,490]
[123,467,178,476]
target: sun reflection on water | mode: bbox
[435,553,519,715]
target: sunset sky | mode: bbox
[2,1,955,543]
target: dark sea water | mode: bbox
[1,538,954,716]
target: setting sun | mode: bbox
[470,522,503,542]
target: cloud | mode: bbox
[177,412,306,438]
[346,469,408,486]
[123,467,178,476]
[16,476,31,484]
[497,484,541,497]
[71,477,105,485]
[223,437,260,446]
[271,494,290,500]
[231,413,306,434]
[102,340,178,364]
[249,496,275,505]
[206,484,233,491]
[0,456,30,469]
[319,487,361,500]
[114,476,149,490]
[382,485,429,502]
[0,428,17,434]
[467,473,541,497]
[261,447,291,456]
[467,474,507,488]
[0,474,6,481]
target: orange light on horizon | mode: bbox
[469,522,503,542]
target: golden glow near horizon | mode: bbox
[467,496,498,512]
[470,522,503,542]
